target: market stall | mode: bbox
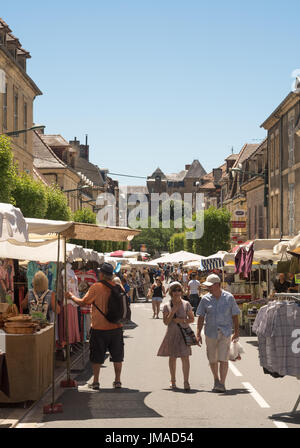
[0,212,140,406]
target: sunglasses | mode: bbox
[172,288,182,292]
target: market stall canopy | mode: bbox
[0,203,28,242]
[0,238,66,262]
[25,218,140,242]
[153,250,204,264]
[273,232,300,255]
[109,250,140,258]
[126,260,159,268]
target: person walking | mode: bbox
[196,274,240,393]
[157,281,195,391]
[65,262,124,391]
[150,276,166,319]
[188,273,201,315]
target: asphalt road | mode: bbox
[16,297,300,429]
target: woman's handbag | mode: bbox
[277,252,291,273]
[177,324,198,346]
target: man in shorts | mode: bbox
[66,262,124,391]
[196,274,240,393]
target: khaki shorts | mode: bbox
[205,330,231,363]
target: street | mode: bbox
[15,294,300,429]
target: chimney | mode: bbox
[185,164,191,170]
[213,168,222,185]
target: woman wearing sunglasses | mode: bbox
[157,281,195,391]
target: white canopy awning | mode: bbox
[153,250,204,264]
[0,203,28,242]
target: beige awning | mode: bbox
[25,218,140,242]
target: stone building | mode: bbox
[261,90,300,238]
[147,160,206,197]
[0,18,42,173]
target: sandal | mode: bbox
[113,381,122,388]
[169,382,177,390]
[184,381,191,392]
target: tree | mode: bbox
[169,232,185,253]
[73,207,97,224]
[192,207,231,256]
[45,184,72,221]
[0,136,17,204]
[12,172,48,218]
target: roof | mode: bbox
[260,91,300,130]
[166,170,187,182]
[185,159,207,178]
[225,154,239,161]
[75,156,105,187]
[232,143,260,167]
[33,131,67,169]
[121,186,149,195]
[32,166,51,186]
[40,134,71,148]
[148,167,167,179]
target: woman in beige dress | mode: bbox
[157,281,194,391]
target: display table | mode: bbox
[0,325,53,403]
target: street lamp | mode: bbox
[230,166,269,207]
[3,124,46,137]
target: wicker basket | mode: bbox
[4,322,37,334]
[6,315,32,322]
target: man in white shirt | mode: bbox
[188,273,201,315]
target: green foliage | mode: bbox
[12,172,48,218]
[45,184,72,221]
[192,207,231,256]
[0,136,17,204]
[73,207,96,224]
[169,232,185,253]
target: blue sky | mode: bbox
[2,1,300,185]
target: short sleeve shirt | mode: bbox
[196,289,240,338]
[188,280,200,295]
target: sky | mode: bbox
[2,1,300,185]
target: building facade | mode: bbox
[0,18,42,173]
[261,91,300,238]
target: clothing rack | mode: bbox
[273,293,300,415]
[273,293,300,303]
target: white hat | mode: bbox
[202,274,221,287]
[169,281,182,290]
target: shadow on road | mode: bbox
[269,412,300,425]
[245,340,259,347]
[209,388,251,396]
[162,388,204,394]
[34,364,162,424]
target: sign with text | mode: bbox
[231,221,246,228]
[234,209,245,217]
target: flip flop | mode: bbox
[113,381,122,388]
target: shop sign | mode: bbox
[231,221,246,228]
[234,210,245,217]
[295,274,300,284]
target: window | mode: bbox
[288,115,295,167]
[274,194,279,229]
[248,207,251,238]
[270,196,274,230]
[274,132,279,170]
[23,100,27,144]
[270,135,275,173]
[289,183,295,236]
[258,205,264,238]
[2,82,7,130]
[13,88,18,133]
[254,205,257,235]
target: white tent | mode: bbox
[0,203,28,242]
[153,250,204,264]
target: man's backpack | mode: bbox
[93,280,130,324]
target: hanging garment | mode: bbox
[253,301,300,377]
[0,259,15,303]
[62,263,79,307]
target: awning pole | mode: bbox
[43,233,63,414]
[60,237,77,388]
